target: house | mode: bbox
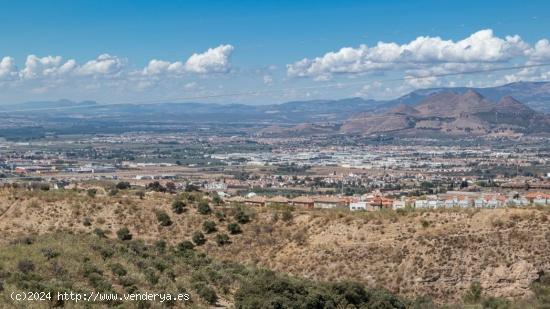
[267,196,290,206]
[415,200,428,209]
[350,201,367,211]
[244,196,266,207]
[291,196,314,209]
[392,199,406,210]
[313,196,347,209]
[226,196,246,204]
[525,192,549,205]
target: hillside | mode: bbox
[341,91,550,136]
[1,187,550,307]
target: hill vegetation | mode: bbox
[0,186,549,307]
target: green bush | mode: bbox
[193,282,218,305]
[172,200,187,214]
[116,227,132,241]
[227,222,242,234]
[94,228,108,238]
[202,220,217,233]
[17,260,35,274]
[177,240,195,252]
[215,233,230,246]
[116,181,131,190]
[234,208,250,224]
[282,209,293,222]
[192,231,206,246]
[110,263,127,277]
[87,189,97,198]
[155,210,173,226]
[198,201,212,215]
[463,281,483,303]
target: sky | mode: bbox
[1,0,550,105]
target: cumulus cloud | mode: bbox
[77,54,123,76]
[17,54,123,80]
[184,44,234,74]
[143,59,184,75]
[287,29,530,79]
[527,39,550,62]
[0,57,17,80]
[20,55,77,79]
[141,44,234,76]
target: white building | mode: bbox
[350,201,367,211]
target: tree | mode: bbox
[234,208,250,224]
[192,231,206,246]
[202,220,217,233]
[227,222,242,234]
[116,227,132,241]
[155,210,173,226]
[198,201,212,215]
[116,181,131,190]
[165,182,177,193]
[215,233,230,246]
[146,181,166,193]
[172,200,186,214]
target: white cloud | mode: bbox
[528,39,550,62]
[263,75,273,85]
[77,54,123,76]
[287,29,530,79]
[20,55,76,79]
[0,56,17,80]
[184,44,234,74]
[143,59,184,75]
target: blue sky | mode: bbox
[1,0,550,104]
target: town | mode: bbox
[1,132,549,213]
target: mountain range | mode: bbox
[1,81,550,138]
[341,90,550,137]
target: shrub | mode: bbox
[198,201,212,215]
[17,259,35,274]
[82,217,92,227]
[116,181,131,190]
[193,282,218,305]
[282,209,293,222]
[227,222,242,234]
[136,191,145,199]
[192,231,206,246]
[215,211,226,221]
[87,189,97,198]
[202,220,217,233]
[215,233,230,246]
[94,228,107,238]
[155,210,173,226]
[172,200,187,214]
[420,219,430,228]
[463,281,483,303]
[108,188,119,196]
[177,240,195,252]
[110,263,127,277]
[116,227,132,241]
[234,208,250,224]
[41,248,60,260]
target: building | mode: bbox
[349,201,367,211]
[313,196,347,209]
[291,196,314,209]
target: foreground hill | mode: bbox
[1,187,550,307]
[341,90,550,136]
